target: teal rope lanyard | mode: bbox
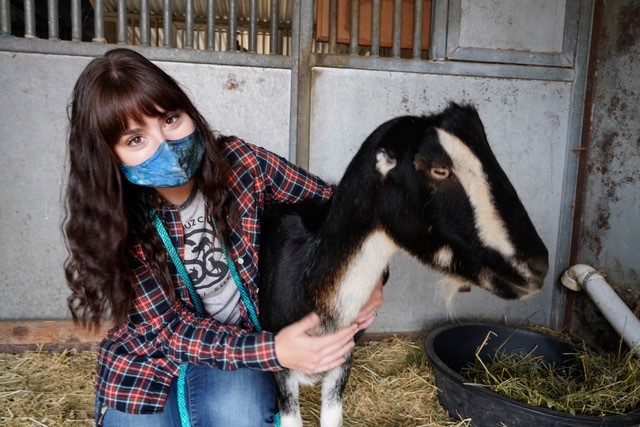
[152,212,280,427]
[152,212,203,427]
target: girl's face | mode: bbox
[114,110,195,166]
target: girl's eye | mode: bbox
[127,135,144,147]
[165,113,180,126]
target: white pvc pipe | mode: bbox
[561,264,640,355]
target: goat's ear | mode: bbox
[375,148,397,177]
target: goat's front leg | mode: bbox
[275,370,303,427]
[320,354,353,427]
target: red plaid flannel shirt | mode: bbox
[96,139,333,414]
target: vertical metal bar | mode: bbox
[163,0,172,47]
[371,0,381,56]
[140,0,150,45]
[270,0,278,54]
[391,0,402,57]
[349,0,359,54]
[185,0,194,48]
[551,0,595,331]
[291,0,314,167]
[1,0,11,34]
[429,0,448,60]
[249,0,257,52]
[206,0,216,50]
[228,0,237,51]
[47,0,59,39]
[24,0,36,38]
[117,0,126,44]
[412,0,423,58]
[93,0,106,42]
[71,0,81,41]
[328,0,337,53]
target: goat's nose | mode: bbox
[527,256,549,278]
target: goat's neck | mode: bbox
[309,200,399,330]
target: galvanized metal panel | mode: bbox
[0,53,82,321]
[459,0,567,53]
[161,60,292,157]
[445,0,579,67]
[308,68,572,331]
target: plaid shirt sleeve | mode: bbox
[239,141,334,205]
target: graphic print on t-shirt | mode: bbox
[183,224,230,295]
[179,191,242,324]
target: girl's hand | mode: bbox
[274,312,358,374]
[354,276,384,331]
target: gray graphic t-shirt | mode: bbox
[178,190,242,324]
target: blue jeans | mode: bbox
[95,364,277,426]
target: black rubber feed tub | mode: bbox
[424,323,640,427]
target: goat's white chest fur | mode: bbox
[331,230,398,328]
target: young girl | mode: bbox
[64,48,383,426]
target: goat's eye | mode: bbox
[430,167,450,180]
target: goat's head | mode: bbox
[366,103,548,299]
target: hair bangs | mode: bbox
[94,70,186,147]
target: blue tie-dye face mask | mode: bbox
[119,127,205,188]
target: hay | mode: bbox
[0,348,95,426]
[462,331,640,417]
[1,337,466,427]
[300,337,470,426]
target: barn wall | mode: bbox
[0,1,596,334]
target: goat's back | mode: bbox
[258,199,332,332]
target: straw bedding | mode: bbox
[462,331,640,417]
[0,337,468,427]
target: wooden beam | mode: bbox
[0,320,113,353]
[0,320,426,353]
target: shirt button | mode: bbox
[237,257,244,265]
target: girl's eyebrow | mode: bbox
[121,127,142,136]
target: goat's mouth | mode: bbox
[477,259,547,300]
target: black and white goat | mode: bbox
[258,103,549,427]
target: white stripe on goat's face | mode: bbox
[435,128,515,259]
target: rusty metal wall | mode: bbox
[569,0,640,351]
[579,1,640,283]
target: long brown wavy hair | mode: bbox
[64,48,237,328]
